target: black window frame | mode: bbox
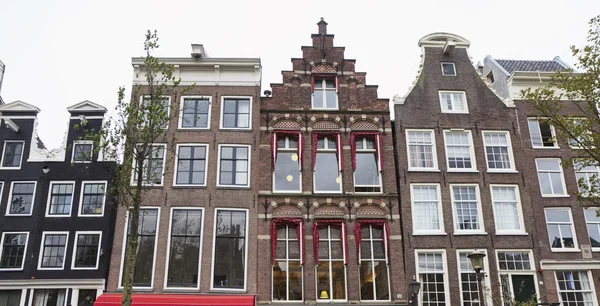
[218,145,250,187]
[0,232,28,270]
[180,97,210,129]
[1,141,24,169]
[166,208,203,288]
[73,232,101,269]
[221,98,251,129]
[38,232,68,270]
[175,145,208,186]
[46,182,75,217]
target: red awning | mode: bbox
[94,294,255,306]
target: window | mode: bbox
[180,97,210,129]
[217,145,250,187]
[72,232,101,269]
[0,232,28,270]
[545,208,577,250]
[416,250,448,306]
[38,232,68,270]
[32,289,66,306]
[451,185,484,234]
[314,136,342,193]
[211,209,248,290]
[72,140,93,162]
[527,118,557,148]
[78,181,107,216]
[354,137,382,193]
[221,97,251,129]
[411,184,444,234]
[359,225,390,301]
[568,118,591,149]
[556,271,596,305]
[482,131,515,172]
[458,251,489,306]
[1,141,24,169]
[443,130,476,171]
[273,136,301,192]
[132,145,166,186]
[584,208,600,249]
[141,96,170,129]
[166,208,203,289]
[574,160,600,196]
[6,182,36,216]
[120,208,159,288]
[496,250,537,305]
[312,78,337,110]
[77,289,97,306]
[441,62,456,76]
[536,159,567,197]
[316,225,346,301]
[491,185,525,234]
[273,225,303,301]
[46,182,75,217]
[0,290,22,306]
[439,91,468,113]
[406,130,438,170]
[486,71,495,84]
[175,145,208,186]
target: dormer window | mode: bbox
[486,71,495,84]
[1,140,25,169]
[439,91,468,114]
[441,63,456,76]
[72,141,93,163]
[312,77,338,110]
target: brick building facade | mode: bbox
[103,46,261,304]
[257,19,403,305]
[394,33,545,305]
[484,56,600,304]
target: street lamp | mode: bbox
[468,250,487,306]
[409,276,421,306]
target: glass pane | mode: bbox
[314,153,340,192]
[546,210,570,222]
[355,153,379,186]
[325,91,337,109]
[288,262,303,301]
[313,92,324,108]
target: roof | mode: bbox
[495,58,568,74]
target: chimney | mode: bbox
[191,44,208,59]
[318,17,328,35]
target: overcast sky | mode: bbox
[1,0,598,149]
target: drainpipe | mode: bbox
[391,121,407,285]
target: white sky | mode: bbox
[1,0,598,149]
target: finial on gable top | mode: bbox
[318,17,328,35]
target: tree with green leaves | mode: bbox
[82,30,187,306]
[522,15,600,206]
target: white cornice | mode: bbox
[0,100,41,113]
[132,57,260,68]
[67,100,107,113]
[540,259,600,270]
[418,32,471,48]
[0,278,105,288]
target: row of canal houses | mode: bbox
[0,19,598,306]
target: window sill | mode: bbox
[115,287,154,292]
[541,194,570,198]
[0,167,21,170]
[44,215,71,218]
[353,191,384,195]
[272,190,303,194]
[486,170,518,174]
[313,191,343,195]
[441,111,469,114]
[550,248,581,253]
[4,214,33,217]
[412,232,447,236]
[531,146,560,150]
[172,185,207,189]
[407,169,440,172]
[177,128,210,131]
[453,232,488,236]
[216,186,251,190]
[163,287,200,291]
[218,128,253,132]
[210,289,247,294]
[447,169,479,173]
[0,268,24,271]
[78,214,104,218]
[495,232,529,236]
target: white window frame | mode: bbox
[573,160,599,197]
[71,231,102,270]
[216,144,251,188]
[314,224,348,303]
[178,96,212,130]
[450,184,486,235]
[353,136,383,194]
[495,249,540,305]
[311,78,338,110]
[410,183,445,235]
[441,62,456,76]
[414,249,450,306]
[45,181,76,218]
[272,136,302,194]
[130,143,167,187]
[0,231,29,271]
[406,129,439,171]
[71,140,94,163]
[456,249,491,306]
[117,206,160,289]
[173,143,209,187]
[30,289,68,306]
[527,118,558,149]
[5,181,37,217]
[219,96,253,130]
[443,129,477,172]
[209,208,249,292]
[0,140,25,170]
[313,136,342,194]
[554,270,598,306]
[482,131,517,173]
[358,224,390,302]
[439,90,468,114]
[140,95,171,130]
[77,181,108,217]
[568,118,591,149]
[535,158,568,197]
[584,208,600,252]
[272,224,304,302]
[544,208,579,252]
[37,231,69,271]
[164,207,205,290]
[490,184,527,235]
